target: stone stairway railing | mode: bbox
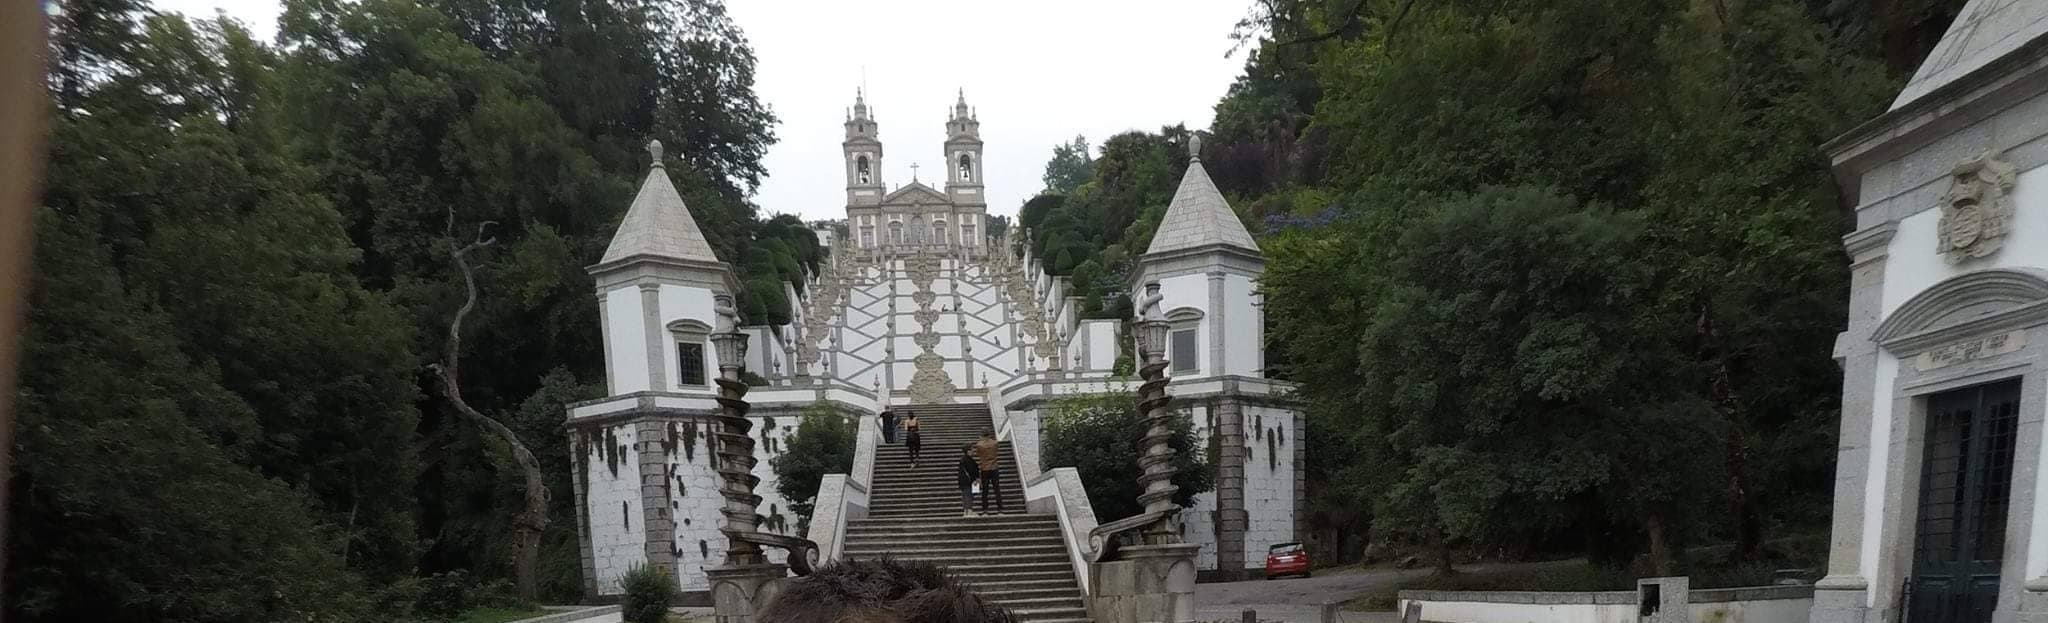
[804,407,880,562]
[1024,467,1102,597]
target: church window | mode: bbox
[910,217,927,244]
[889,222,903,245]
[669,319,712,387]
[1167,309,1202,374]
[678,343,707,386]
[963,223,977,245]
[855,155,872,184]
[933,220,947,245]
[860,226,874,248]
[958,154,974,181]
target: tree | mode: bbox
[432,219,552,602]
[1041,391,1212,523]
[17,6,418,620]
[1042,134,1094,194]
[771,403,858,531]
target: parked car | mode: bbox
[1265,542,1311,579]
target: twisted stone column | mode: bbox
[1134,324,1178,543]
[710,294,765,567]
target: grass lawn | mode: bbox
[453,606,550,623]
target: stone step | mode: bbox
[843,541,1067,558]
[964,586,1084,602]
[1000,605,1089,622]
[985,596,1086,610]
[848,525,1060,540]
[959,578,1083,594]
[865,507,1024,519]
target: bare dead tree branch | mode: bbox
[429,220,549,601]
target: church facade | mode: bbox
[1815,3,2048,623]
[565,90,1303,602]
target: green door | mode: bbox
[1909,379,2021,623]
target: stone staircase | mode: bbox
[843,404,1090,623]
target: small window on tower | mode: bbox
[1167,308,1202,374]
[856,155,872,184]
[668,319,712,387]
[958,154,973,181]
[678,343,707,387]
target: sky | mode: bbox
[152,0,1256,221]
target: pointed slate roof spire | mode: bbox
[1891,0,2048,111]
[1144,134,1259,256]
[599,139,722,265]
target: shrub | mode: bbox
[414,570,474,619]
[1042,390,1211,522]
[619,565,674,623]
[771,403,858,532]
[742,371,771,387]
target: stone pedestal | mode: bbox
[1636,577,1688,623]
[1089,543,1199,623]
[705,563,788,623]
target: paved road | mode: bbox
[1192,565,1430,623]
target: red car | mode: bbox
[1265,542,1311,579]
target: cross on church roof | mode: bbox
[909,162,920,181]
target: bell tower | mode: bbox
[944,89,985,248]
[844,89,884,207]
[944,89,983,199]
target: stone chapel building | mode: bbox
[1815,3,2048,623]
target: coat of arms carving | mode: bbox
[1937,151,2018,264]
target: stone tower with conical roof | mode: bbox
[1127,134,1298,580]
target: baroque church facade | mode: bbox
[563,90,1303,602]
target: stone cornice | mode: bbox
[1842,222,1897,259]
[1875,268,2048,355]
[1825,33,2048,198]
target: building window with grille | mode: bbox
[1167,308,1202,374]
[668,319,711,388]
[860,226,874,248]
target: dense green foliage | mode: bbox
[1021,0,1968,572]
[1245,0,1952,570]
[1041,391,1212,522]
[771,403,859,531]
[20,0,789,618]
[618,566,674,623]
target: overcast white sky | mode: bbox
[154,0,1254,221]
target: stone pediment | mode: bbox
[1874,268,2048,354]
[880,182,951,206]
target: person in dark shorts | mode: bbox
[879,408,896,444]
[957,443,978,517]
[903,410,922,467]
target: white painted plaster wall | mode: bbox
[657,284,718,393]
[1865,163,2048,597]
[1880,165,2048,317]
[1394,600,1632,623]
[585,423,644,594]
[606,287,649,393]
[1861,352,1898,598]
[1155,273,1211,375]
[1393,597,1814,623]
[1242,404,1298,564]
[1224,275,1261,376]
